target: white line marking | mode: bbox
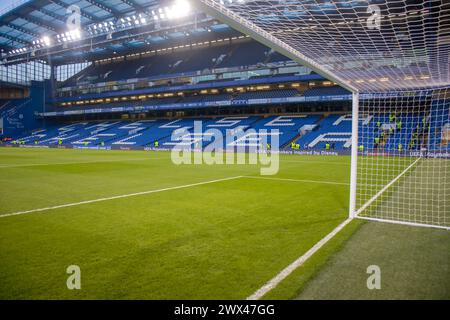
[355,157,421,216]
[242,176,349,186]
[356,216,450,231]
[247,218,353,300]
[0,157,166,169]
[0,176,243,219]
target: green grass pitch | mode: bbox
[0,148,351,299]
[0,148,448,299]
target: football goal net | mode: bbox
[193,0,450,230]
[356,88,449,229]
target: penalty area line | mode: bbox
[247,218,353,300]
[0,175,243,219]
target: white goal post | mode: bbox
[193,0,450,230]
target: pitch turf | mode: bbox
[0,148,351,299]
[1,148,448,300]
[296,221,450,300]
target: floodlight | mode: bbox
[171,0,191,19]
[42,36,51,46]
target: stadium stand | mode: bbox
[293,114,352,150]
[1,13,448,157]
[64,41,289,86]
[429,103,450,151]
[7,111,448,153]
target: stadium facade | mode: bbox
[1,1,447,157]
[0,0,359,154]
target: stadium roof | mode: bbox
[0,0,157,49]
[0,0,236,64]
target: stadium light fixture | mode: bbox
[164,7,174,19]
[3,0,194,55]
[171,0,191,19]
[70,28,82,40]
[42,36,51,46]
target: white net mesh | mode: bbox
[196,0,450,92]
[196,0,450,228]
[357,87,449,228]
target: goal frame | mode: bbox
[192,0,449,230]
